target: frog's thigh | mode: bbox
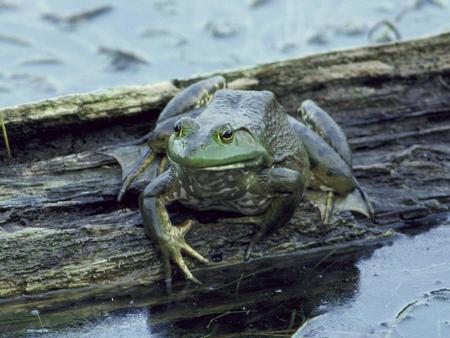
[157,75,226,123]
[298,99,352,166]
[311,153,354,195]
[294,121,354,195]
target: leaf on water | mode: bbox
[0,33,30,47]
[41,5,112,26]
[99,47,149,71]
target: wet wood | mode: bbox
[0,33,449,330]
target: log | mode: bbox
[0,33,449,333]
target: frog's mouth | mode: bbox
[168,154,264,171]
[196,156,264,171]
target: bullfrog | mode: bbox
[102,76,374,286]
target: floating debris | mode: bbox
[248,0,272,8]
[41,5,112,26]
[280,41,297,53]
[413,0,446,9]
[99,47,149,71]
[332,22,368,37]
[306,31,330,45]
[0,33,30,47]
[140,27,171,38]
[204,21,238,38]
[20,58,63,66]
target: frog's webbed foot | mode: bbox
[161,219,209,288]
[98,143,161,201]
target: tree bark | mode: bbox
[0,33,449,330]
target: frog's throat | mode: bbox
[167,154,265,171]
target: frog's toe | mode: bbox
[176,220,209,263]
[177,219,194,236]
[182,242,209,264]
[171,245,202,285]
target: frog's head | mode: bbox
[167,89,272,170]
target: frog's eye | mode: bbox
[220,129,233,144]
[173,122,182,137]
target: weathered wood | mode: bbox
[0,82,178,134]
[0,33,449,333]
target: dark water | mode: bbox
[1,1,450,337]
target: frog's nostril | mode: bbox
[200,144,206,149]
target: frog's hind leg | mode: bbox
[305,180,375,224]
[298,100,352,167]
[346,177,375,221]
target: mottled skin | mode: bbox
[140,89,310,286]
[105,76,374,286]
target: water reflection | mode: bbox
[295,216,450,337]
[38,254,360,337]
[147,261,359,337]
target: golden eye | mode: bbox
[220,129,233,143]
[173,123,182,137]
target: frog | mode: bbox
[101,76,374,287]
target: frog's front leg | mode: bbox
[139,170,209,289]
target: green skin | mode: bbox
[109,76,373,287]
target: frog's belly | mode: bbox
[180,191,272,216]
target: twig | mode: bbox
[206,310,253,329]
[235,272,245,300]
[438,75,450,90]
[0,114,11,160]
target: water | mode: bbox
[0,0,449,107]
[1,1,449,337]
